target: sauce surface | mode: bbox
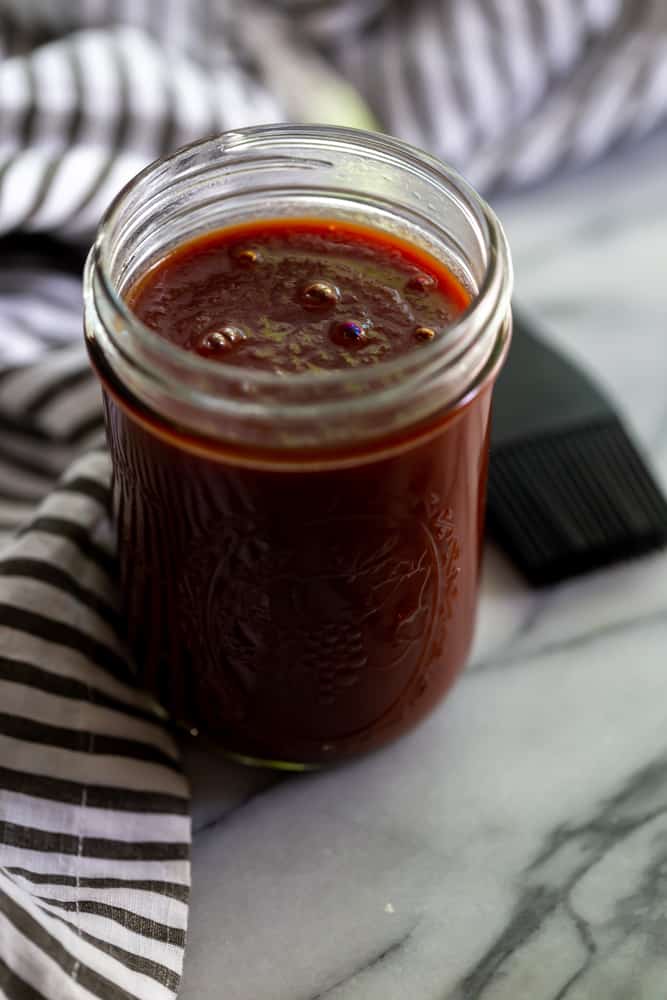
[128,219,470,373]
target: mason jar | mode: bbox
[83,124,512,768]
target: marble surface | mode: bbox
[179,131,667,1000]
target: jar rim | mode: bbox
[89,124,511,393]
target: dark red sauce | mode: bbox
[100,219,493,765]
[129,219,470,372]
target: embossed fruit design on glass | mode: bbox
[84,126,512,767]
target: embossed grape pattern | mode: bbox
[104,382,493,764]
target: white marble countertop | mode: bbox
[179,131,667,1000]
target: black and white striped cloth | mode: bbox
[0,329,191,1000]
[0,391,190,1000]
[2,2,667,998]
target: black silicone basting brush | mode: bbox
[488,309,667,585]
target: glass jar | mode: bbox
[83,125,512,768]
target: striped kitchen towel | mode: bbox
[2,2,667,999]
[0,319,191,999]
[1,0,667,276]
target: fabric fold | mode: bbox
[0,329,190,1000]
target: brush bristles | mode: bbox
[487,418,667,585]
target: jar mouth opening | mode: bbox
[90,124,511,393]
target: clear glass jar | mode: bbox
[83,125,512,768]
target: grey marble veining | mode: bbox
[179,130,667,1000]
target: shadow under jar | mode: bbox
[84,125,513,768]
